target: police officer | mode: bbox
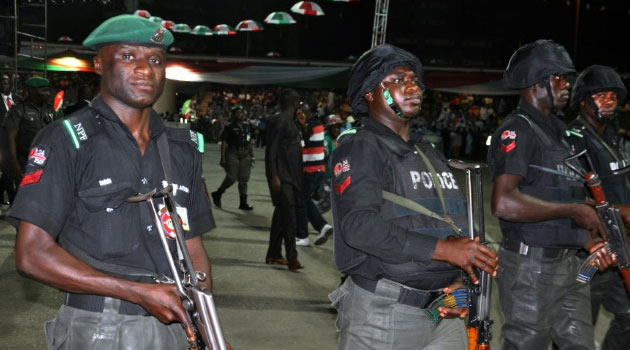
[211,105,255,210]
[3,76,54,179]
[329,44,498,350]
[565,65,630,350]
[12,15,215,348]
[488,40,612,350]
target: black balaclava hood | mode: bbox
[348,44,424,116]
[503,39,576,90]
[570,65,627,121]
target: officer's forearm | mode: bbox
[220,142,228,161]
[186,235,213,292]
[15,220,149,303]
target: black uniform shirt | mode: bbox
[8,96,215,280]
[3,101,55,162]
[489,100,569,181]
[221,122,251,149]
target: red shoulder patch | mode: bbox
[334,176,351,195]
[500,141,516,153]
[20,169,43,186]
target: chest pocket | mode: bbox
[78,182,137,212]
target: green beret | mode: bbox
[83,14,174,50]
[26,77,50,88]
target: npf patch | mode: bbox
[334,159,351,177]
[501,130,517,140]
[27,146,50,167]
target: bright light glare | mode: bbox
[166,65,202,82]
[49,57,92,71]
[486,135,492,146]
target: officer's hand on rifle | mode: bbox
[135,283,197,344]
[571,203,607,242]
[587,240,617,271]
[434,236,498,285]
[438,280,469,319]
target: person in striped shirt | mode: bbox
[296,103,333,246]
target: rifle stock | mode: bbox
[128,187,228,350]
[447,160,493,350]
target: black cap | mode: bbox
[348,44,424,115]
[503,39,575,89]
[570,65,627,108]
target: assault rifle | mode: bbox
[564,149,630,297]
[128,187,228,350]
[447,160,493,350]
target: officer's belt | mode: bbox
[501,236,573,259]
[64,293,150,316]
[351,275,441,309]
[227,146,249,152]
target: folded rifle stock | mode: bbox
[128,187,228,350]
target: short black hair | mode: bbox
[279,88,300,110]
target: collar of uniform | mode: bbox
[89,96,166,139]
[361,118,419,156]
[515,99,565,136]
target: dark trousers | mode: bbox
[257,129,267,148]
[296,171,327,239]
[266,183,299,261]
[497,247,594,350]
[217,150,251,196]
[591,268,630,350]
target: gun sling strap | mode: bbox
[382,145,463,235]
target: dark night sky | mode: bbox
[28,0,630,72]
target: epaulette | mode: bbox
[565,127,584,138]
[165,127,205,154]
[337,126,362,143]
[62,110,100,149]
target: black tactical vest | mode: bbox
[567,117,630,205]
[334,128,467,289]
[500,114,586,249]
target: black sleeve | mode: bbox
[2,105,21,131]
[8,123,76,237]
[266,117,285,178]
[331,136,438,265]
[488,117,536,179]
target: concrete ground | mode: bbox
[0,141,613,350]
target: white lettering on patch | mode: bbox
[74,122,88,141]
[29,148,47,165]
[412,171,460,190]
[99,178,112,186]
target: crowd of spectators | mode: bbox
[4,69,630,162]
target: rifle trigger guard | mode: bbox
[153,274,176,284]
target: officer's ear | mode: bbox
[365,91,374,103]
[93,55,103,76]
